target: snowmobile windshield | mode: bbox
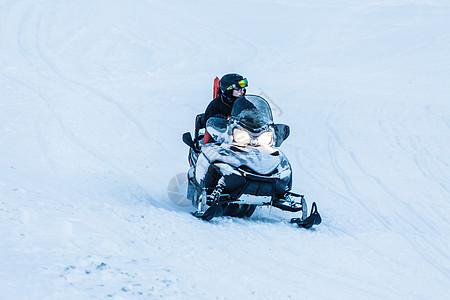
[230,95,273,133]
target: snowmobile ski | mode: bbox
[290,202,322,229]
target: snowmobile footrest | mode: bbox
[291,202,322,229]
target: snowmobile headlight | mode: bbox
[233,128,251,145]
[258,131,274,146]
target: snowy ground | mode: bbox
[1,0,450,299]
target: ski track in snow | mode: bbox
[325,107,393,231]
[22,1,151,142]
[1,0,450,299]
[322,99,450,281]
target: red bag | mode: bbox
[203,77,220,144]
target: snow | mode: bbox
[1,0,450,298]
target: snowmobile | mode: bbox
[182,94,321,228]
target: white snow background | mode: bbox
[1,0,450,299]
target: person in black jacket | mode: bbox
[205,73,248,123]
[203,73,248,143]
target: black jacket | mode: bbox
[203,94,235,127]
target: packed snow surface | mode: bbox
[1,0,450,299]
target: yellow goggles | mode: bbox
[226,78,248,90]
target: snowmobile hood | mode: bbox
[201,143,284,175]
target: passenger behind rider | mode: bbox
[203,73,248,144]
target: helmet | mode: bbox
[219,73,248,94]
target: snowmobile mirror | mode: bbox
[182,132,195,149]
[195,113,205,141]
[206,117,228,143]
[274,124,290,147]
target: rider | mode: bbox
[203,73,248,144]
